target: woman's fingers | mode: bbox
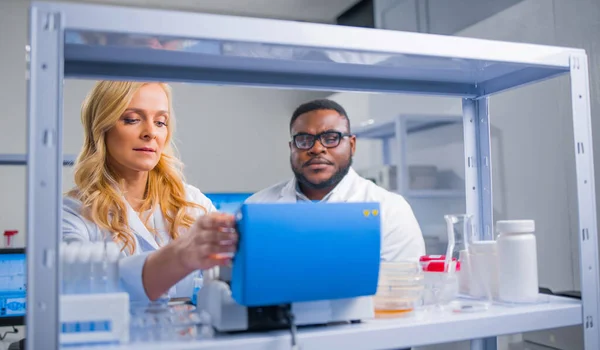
[183,212,239,270]
[198,212,236,230]
[202,257,232,268]
[194,215,238,244]
[194,229,237,245]
[193,245,235,268]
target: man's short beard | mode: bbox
[292,157,352,190]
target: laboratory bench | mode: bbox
[66,295,581,350]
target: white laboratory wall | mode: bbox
[373,0,524,35]
[455,0,592,295]
[327,92,384,171]
[358,0,594,295]
[0,0,328,247]
[330,91,468,245]
[358,1,594,349]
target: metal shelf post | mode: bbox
[570,52,600,349]
[462,98,493,240]
[26,6,64,350]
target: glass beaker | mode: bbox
[443,214,474,263]
[443,214,491,313]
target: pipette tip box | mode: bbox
[60,292,130,346]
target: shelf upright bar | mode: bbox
[470,338,497,350]
[569,52,600,349]
[26,5,64,350]
[462,98,493,240]
[395,116,409,193]
[463,98,496,350]
[382,138,391,166]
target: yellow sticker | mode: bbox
[372,209,379,216]
[363,209,371,217]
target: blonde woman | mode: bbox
[62,81,237,302]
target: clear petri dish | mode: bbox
[493,294,550,307]
[375,260,425,318]
[448,300,490,313]
[129,302,214,343]
[379,261,421,275]
[376,284,424,296]
[373,296,419,318]
[378,274,424,287]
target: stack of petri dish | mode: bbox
[129,300,214,343]
[374,260,425,318]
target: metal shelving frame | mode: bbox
[0,154,76,166]
[354,114,465,198]
[26,2,598,350]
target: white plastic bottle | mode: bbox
[467,240,498,300]
[496,220,538,303]
[63,243,79,294]
[75,243,92,294]
[60,242,68,293]
[90,242,105,293]
[105,242,121,293]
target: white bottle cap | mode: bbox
[496,220,535,233]
[76,242,93,263]
[59,242,68,259]
[90,242,105,262]
[105,242,121,262]
[63,243,79,263]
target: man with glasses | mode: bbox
[246,99,425,261]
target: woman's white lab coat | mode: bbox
[62,184,216,302]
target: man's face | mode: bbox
[290,109,356,190]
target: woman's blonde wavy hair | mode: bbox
[69,81,204,254]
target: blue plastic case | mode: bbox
[231,202,381,307]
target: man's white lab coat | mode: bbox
[246,168,425,261]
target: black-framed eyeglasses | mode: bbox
[292,131,353,150]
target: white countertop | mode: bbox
[65,295,582,350]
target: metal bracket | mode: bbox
[43,12,60,31]
[583,228,590,241]
[468,156,476,168]
[572,56,581,70]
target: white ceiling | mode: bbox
[61,0,361,23]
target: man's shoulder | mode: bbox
[246,179,290,203]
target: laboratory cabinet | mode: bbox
[23,2,598,350]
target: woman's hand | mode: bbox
[142,212,238,300]
[175,212,239,271]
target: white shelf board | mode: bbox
[354,120,396,139]
[0,154,76,166]
[354,119,461,140]
[404,189,466,198]
[64,296,581,350]
[35,2,581,96]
